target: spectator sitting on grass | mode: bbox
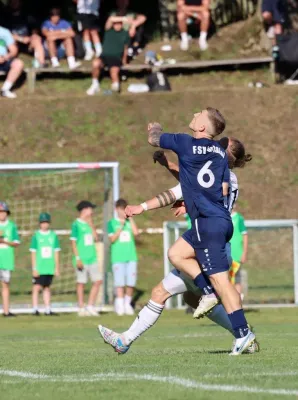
[262,0,286,40]
[41,7,81,69]
[4,0,46,68]
[113,0,147,59]
[0,25,24,98]
[86,14,129,95]
[73,0,102,60]
[177,0,210,51]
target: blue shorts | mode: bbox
[182,217,233,276]
[262,0,286,23]
[112,261,137,287]
[43,41,66,59]
[0,59,13,73]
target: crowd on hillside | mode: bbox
[0,0,287,98]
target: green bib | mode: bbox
[30,230,60,275]
[0,220,20,271]
[70,219,97,266]
[107,218,137,264]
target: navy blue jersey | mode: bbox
[160,133,231,221]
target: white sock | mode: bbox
[199,31,207,41]
[51,56,59,66]
[122,299,164,345]
[181,32,188,42]
[92,78,99,86]
[86,305,94,311]
[94,42,102,55]
[206,304,234,336]
[2,80,13,92]
[125,295,132,305]
[84,41,92,53]
[45,307,51,314]
[115,297,124,312]
[67,56,76,67]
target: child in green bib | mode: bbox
[0,201,20,317]
[30,213,61,316]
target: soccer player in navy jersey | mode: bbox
[145,109,255,355]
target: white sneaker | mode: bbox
[193,294,219,319]
[180,39,189,51]
[199,38,208,51]
[115,301,125,316]
[230,331,256,355]
[86,83,100,96]
[51,60,60,68]
[84,50,94,61]
[86,306,99,317]
[78,308,88,317]
[1,90,17,99]
[231,337,260,354]
[267,26,275,39]
[124,303,135,316]
[69,61,81,70]
[111,82,120,92]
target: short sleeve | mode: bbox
[30,234,37,251]
[170,183,183,200]
[70,222,78,241]
[223,161,230,183]
[41,20,49,30]
[159,133,190,155]
[4,29,14,47]
[239,215,247,234]
[54,234,61,251]
[12,224,20,243]
[61,20,71,30]
[107,220,115,236]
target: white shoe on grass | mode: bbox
[1,90,17,99]
[124,303,135,316]
[230,331,256,355]
[231,338,260,354]
[198,38,208,51]
[180,39,189,51]
[78,308,88,317]
[86,306,99,317]
[111,82,120,92]
[193,294,219,319]
[84,50,94,61]
[86,83,100,96]
[69,61,81,70]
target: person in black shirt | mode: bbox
[86,15,129,95]
[4,0,45,67]
[177,0,210,51]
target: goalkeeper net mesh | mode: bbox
[0,164,117,309]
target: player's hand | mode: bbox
[32,270,39,278]
[173,206,187,217]
[153,150,169,167]
[76,260,84,270]
[125,205,144,217]
[240,254,247,264]
[148,122,163,132]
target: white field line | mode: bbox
[0,370,298,396]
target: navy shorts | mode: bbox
[262,0,286,23]
[182,217,233,276]
[0,59,13,73]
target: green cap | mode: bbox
[39,212,51,223]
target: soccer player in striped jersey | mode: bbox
[98,137,258,355]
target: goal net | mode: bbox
[0,162,119,313]
[163,220,298,308]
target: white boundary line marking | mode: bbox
[0,370,298,396]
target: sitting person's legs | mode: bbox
[30,33,46,66]
[90,29,102,58]
[86,57,103,95]
[63,37,80,69]
[1,58,24,98]
[177,2,189,50]
[110,66,121,92]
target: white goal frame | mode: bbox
[163,219,298,308]
[0,162,120,314]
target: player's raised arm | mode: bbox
[147,122,163,147]
[153,151,180,182]
[125,184,182,217]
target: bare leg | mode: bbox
[177,7,187,34]
[168,237,200,279]
[83,30,91,42]
[43,287,51,309]
[30,34,45,64]
[77,283,84,308]
[90,29,100,44]
[46,39,57,58]
[6,59,24,85]
[1,281,10,315]
[116,287,125,298]
[92,58,103,79]
[109,66,120,84]
[63,37,75,57]
[87,280,102,306]
[32,284,41,310]
[209,271,242,314]
[125,286,134,297]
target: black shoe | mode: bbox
[45,311,59,316]
[33,310,40,316]
[3,312,16,317]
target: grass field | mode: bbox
[0,308,298,400]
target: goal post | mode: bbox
[0,162,120,313]
[163,219,298,308]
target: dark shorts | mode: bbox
[262,0,286,23]
[100,55,122,68]
[77,13,99,31]
[182,217,233,276]
[32,274,54,287]
[0,59,13,73]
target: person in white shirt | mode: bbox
[74,0,102,60]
